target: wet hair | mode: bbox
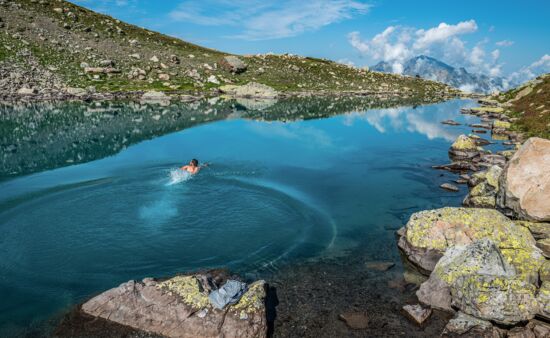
[191,159,199,166]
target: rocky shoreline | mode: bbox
[48,96,550,338]
[395,96,550,337]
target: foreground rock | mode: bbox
[80,271,267,338]
[338,311,369,329]
[441,312,497,337]
[220,82,278,98]
[497,137,550,221]
[397,207,543,276]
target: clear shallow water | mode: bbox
[0,98,503,335]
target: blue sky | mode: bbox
[72,0,549,81]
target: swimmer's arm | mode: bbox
[180,165,189,170]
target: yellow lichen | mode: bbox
[157,276,210,309]
[451,134,477,150]
[231,281,265,314]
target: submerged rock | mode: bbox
[440,183,459,192]
[497,137,550,221]
[338,311,369,329]
[80,271,267,338]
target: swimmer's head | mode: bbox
[190,159,199,167]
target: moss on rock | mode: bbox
[230,280,266,315]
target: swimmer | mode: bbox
[180,159,207,174]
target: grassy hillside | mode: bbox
[492,74,550,138]
[0,0,458,99]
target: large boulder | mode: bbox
[463,165,502,208]
[497,137,550,221]
[398,207,543,280]
[416,239,515,311]
[417,240,540,325]
[219,56,248,74]
[81,272,267,338]
[220,82,278,98]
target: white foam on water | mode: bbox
[166,169,192,186]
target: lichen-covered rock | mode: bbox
[518,221,550,240]
[492,120,511,134]
[81,272,267,338]
[463,166,502,208]
[540,260,550,282]
[497,137,550,221]
[219,82,278,98]
[449,135,480,160]
[398,207,543,280]
[417,239,515,311]
[536,238,550,258]
[451,274,539,325]
[537,282,550,320]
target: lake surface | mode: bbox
[0,97,503,336]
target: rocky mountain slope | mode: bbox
[485,73,549,138]
[0,0,458,100]
[372,55,505,94]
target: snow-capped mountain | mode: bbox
[371,55,506,94]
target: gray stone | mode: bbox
[401,304,431,325]
[219,55,247,74]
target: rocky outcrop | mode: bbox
[220,82,278,98]
[463,165,502,208]
[497,137,550,221]
[219,56,248,74]
[397,207,544,279]
[80,272,267,338]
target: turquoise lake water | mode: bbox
[0,98,503,336]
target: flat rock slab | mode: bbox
[440,183,459,192]
[339,311,369,329]
[80,272,267,338]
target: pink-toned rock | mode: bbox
[80,272,267,338]
[497,137,550,221]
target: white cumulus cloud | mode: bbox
[508,54,550,85]
[496,40,514,47]
[347,20,506,78]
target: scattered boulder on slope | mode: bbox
[497,137,550,221]
[219,82,278,98]
[80,271,267,338]
[219,56,248,74]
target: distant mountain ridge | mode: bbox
[372,55,506,94]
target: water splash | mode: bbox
[166,169,192,186]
